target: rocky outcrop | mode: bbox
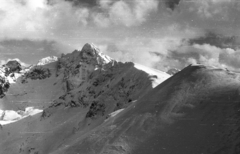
[0,76,10,98]
[0,60,23,97]
[4,60,22,76]
[56,43,113,90]
[21,66,51,82]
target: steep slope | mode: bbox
[0,43,170,154]
[53,64,240,154]
[1,61,64,111]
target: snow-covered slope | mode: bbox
[37,56,58,66]
[2,43,238,154]
[134,63,170,88]
[52,64,240,154]
[0,43,171,154]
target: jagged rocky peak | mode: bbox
[81,43,97,53]
[5,60,21,68]
[57,43,114,90]
[80,43,112,65]
[3,60,22,76]
[37,56,58,66]
[59,43,112,66]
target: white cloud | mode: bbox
[0,0,159,41]
[178,43,240,71]
[187,0,235,18]
[92,13,111,27]
[0,0,48,39]
[99,34,240,72]
[219,48,240,69]
[0,0,90,40]
[99,36,184,69]
[93,0,159,27]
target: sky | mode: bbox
[0,0,240,71]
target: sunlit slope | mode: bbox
[59,64,240,154]
[1,62,65,110]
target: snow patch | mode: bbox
[105,109,125,122]
[0,107,43,125]
[109,108,124,118]
[6,73,22,83]
[134,63,170,88]
[37,56,58,66]
[97,51,113,64]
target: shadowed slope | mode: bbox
[60,64,240,154]
[131,64,240,154]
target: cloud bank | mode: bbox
[100,31,240,72]
[0,0,159,40]
[0,0,240,72]
[0,0,90,40]
[93,0,159,27]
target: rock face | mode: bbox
[80,43,112,65]
[56,43,113,90]
[0,63,12,98]
[4,60,22,76]
[22,66,51,81]
[0,76,9,98]
[44,43,169,119]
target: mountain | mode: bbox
[0,43,170,153]
[0,43,239,154]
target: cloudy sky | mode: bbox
[0,0,240,71]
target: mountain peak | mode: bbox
[80,43,100,60]
[80,43,112,64]
[81,43,99,53]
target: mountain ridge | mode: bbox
[0,43,239,154]
[0,43,169,124]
